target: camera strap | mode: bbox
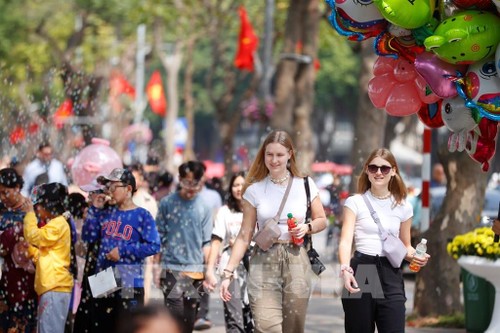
[304,177,313,250]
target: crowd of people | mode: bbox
[0,132,438,333]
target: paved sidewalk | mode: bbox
[196,232,467,332]
[200,268,465,333]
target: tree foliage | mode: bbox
[0,0,359,167]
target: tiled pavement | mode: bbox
[200,266,465,333]
[151,232,467,332]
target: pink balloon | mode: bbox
[414,52,468,98]
[385,82,422,116]
[373,57,398,76]
[393,60,418,83]
[71,138,123,186]
[368,74,397,108]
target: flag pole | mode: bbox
[421,128,431,232]
[260,0,275,100]
[134,24,146,125]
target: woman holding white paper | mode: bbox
[78,168,160,333]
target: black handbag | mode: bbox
[304,177,326,276]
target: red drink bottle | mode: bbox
[287,213,304,246]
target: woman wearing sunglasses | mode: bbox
[338,148,429,332]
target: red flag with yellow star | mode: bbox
[146,71,167,116]
[234,6,258,72]
[53,99,73,129]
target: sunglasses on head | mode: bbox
[367,164,392,175]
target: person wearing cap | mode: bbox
[73,180,110,333]
[20,182,76,333]
[0,168,37,332]
[79,168,161,332]
[154,161,213,333]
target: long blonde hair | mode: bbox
[243,130,303,193]
[357,148,407,204]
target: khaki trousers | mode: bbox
[248,244,312,333]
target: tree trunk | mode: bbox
[413,145,488,316]
[349,41,384,193]
[271,0,319,174]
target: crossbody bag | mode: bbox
[361,194,407,268]
[253,177,293,251]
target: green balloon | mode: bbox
[373,0,435,29]
[424,10,500,65]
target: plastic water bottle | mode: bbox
[287,213,304,246]
[409,238,427,272]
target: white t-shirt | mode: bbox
[243,176,319,241]
[344,191,413,256]
[21,158,68,196]
[212,205,243,246]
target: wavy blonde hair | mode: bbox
[243,130,303,194]
[357,148,407,204]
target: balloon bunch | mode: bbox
[326,0,500,171]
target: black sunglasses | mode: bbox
[367,164,392,175]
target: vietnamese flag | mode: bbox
[109,71,136,99]
[53,99,74,129]
[9,126,26,145]
[146,71,167,117]
[234,6,259,72]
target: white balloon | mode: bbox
[440,97,478,152]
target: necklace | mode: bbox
[269,171,290,184]
[370,190,391,200]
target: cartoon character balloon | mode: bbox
[464,57,500,119]
[373,0,435,29]
[496,43,500,75]
[417,100,444,128]
[465,118,498,172]
[374,24,425,62]
[71,138,123,187]
[424,10,500,65]
[452,0,495,9]
[440,97,479,152]
[494,0,500,12]
[326,0,387,41]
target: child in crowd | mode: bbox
[21,182,76,333]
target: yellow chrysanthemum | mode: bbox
[447,227,499,261]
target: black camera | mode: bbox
[307,248,326,276]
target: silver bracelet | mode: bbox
[340,264,354,277]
